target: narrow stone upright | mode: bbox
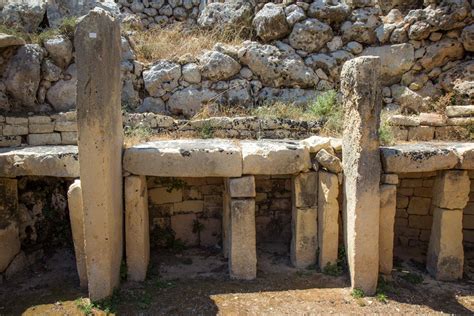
[125,175,149,282]
[75,8,123,301]
[291,171,318,268]
[67,180,87,288]
[379,184,397,276]
[341,56,382,295]
[227,176,257,280]
[427,170,470,280]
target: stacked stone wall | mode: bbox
[394,171,474,251]
[146,175,293,249]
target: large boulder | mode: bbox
[46,0,120,27]
[419,39,465,70]
[198,51,241,81]
[3,44,43,108]
[461,24,474,52]
[0,0,47,32]
[308,0,350,25]
[253,3,290,42]
[143,60,181,97]
[197,0,254,30]
[43,36,73,69]
[424,0,471,31]
[289,19,333,53]
[46,63,77,111]
[341,7,380,44]
[361,43,414,85]
[239,42,319,88]
[391,84,427,114]
[167,87,218,117]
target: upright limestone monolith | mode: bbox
[75,8,123,301]
[341,56,382,295]
[67,180,87,288]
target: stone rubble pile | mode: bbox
[0,0,472,127]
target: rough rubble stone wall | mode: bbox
[1,0,472,130]
[0,112,321,147]
[147,175,293,249]
[394,171,474,250]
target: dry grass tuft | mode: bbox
[430,92,455,114]
[128,23,250,63]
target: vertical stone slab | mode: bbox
[125,175,149,282]
[427,170,469,280]
[379,184,396,275]
[341,56,382,295]
[318,171,339,269]
[229,199,257,280]
[75,8,123,301]
[67,180,87,288]
[291,172,318,268]
[222,180,231,259]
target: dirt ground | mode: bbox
[1,244,473,315]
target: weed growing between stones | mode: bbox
[379,110,395,146]
[351,288,365,299]
[196,121,215,139]
[123,124,153,147]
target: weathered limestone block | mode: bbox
[318,171,339,269]
[341,56,382,295]
[292,172,318,208]
[427,208,464,281]
[432,170,470,210]
[379,185,396,275]
[222,181,231,259]
[291,206,318,269]
[0,146,79,178]
[125,176,149,282]
[229,199,257,280]
[300,136,332,153]
[454,143,474,170]
[67,180,87,288]
[241,140,311,175]
[123,140,242,177]
[0,223,21,273]
[75,8,123,301]
[381,144,459,173]
[315,149,342,173]
[227,176,256,198]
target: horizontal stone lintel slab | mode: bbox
[380,142,474,173]
[0,145,79,178]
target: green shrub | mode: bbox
[351,288,365,299]
[308,90,343,135]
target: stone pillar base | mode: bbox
[379,184,396,275]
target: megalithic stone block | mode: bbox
[341,56,382,295]
[222,180,231,259]
[75,8,123,301]
[67,180,87,288]
[318,171,339,270]
[379,184,397,275]
[291,172,318,268]
[125,175,150,282]
[427,208,464,281]
[229,199,257,280]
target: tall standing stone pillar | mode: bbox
[318,171,339,269]
[227,176,257,280]
[341,56,382,295]
[427,170,470,280]
[379,184,397,275]
[75,8,123,301]
[67,180,87,288]
[125,175,149,282]
[291,172,318,268]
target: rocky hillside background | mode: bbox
[0,0,472,119]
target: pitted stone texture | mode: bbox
[67,180,87,288]
[227,176,256,198]
[75,8,123,301]
[289,19,333,53]
[198,0,254,30]
[381,143,460,173]
[229,199,257,280]
[0,146,79,178]
[427,208,464,281]
[292,172,318,208]
[125,175,150,282]
[432,170,470,210]
[341,56,382,295]
[291,207,318,269]
[0,223,21,273]
[253,3,290,42]
[361,44,414,85]
[308,0,350,25]
[43,36,73,69]
[198,51,241,81]
[124,139,242,177]
[379,184,396,275]
[241,140,311,175]
[318,171,339,269]
[143,60,181,97]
